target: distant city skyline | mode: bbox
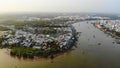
[0,0,119,14]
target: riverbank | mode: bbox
[93,23,120,43]
[0,23,78,59]
[1,21,120,68]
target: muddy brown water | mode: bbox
[0,21,120,68]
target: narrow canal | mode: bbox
[0,21,120,68]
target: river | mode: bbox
[0,21,120,68]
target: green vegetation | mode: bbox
[10,47,40,59]
[115,32,120,37]
[0,20,27,29]
[41,29,57,35]
[0,20,67,29]
[0,19,72,59]
[10,46,58,59]
[10,40,62,58]
[0,26,10,31]
[10,31,15,35]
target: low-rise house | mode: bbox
[33,46,42,49]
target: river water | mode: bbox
[0,21,120,68]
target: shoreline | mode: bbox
[0,23,78,60]
[0,45,76,62]
[93,23,120,43]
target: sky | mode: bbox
[0,0,119,13]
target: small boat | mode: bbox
[98,43,101,45]
[112,42,115,44]
[93,35,95,38]
[115,39,120,44]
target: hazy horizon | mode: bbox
[0,0,119,14]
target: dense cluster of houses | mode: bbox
[98,20,120,32]
[1,26,75,51]
[94,20,120,44]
